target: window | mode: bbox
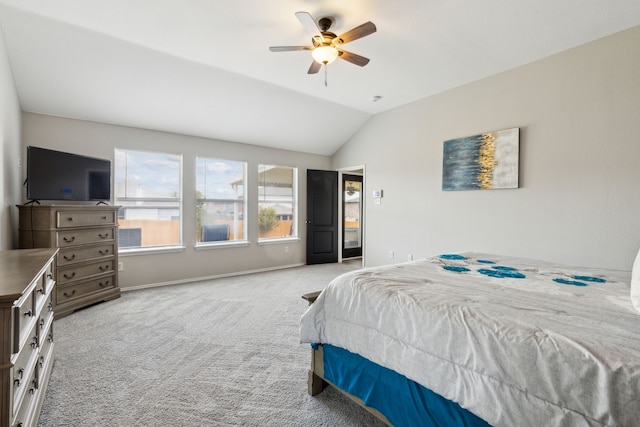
[196,157,246,244]
[258,164,297,240]
[115,149,182,250]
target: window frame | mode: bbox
[195,156,248,248]
[114,148,183,254]
[257,164,298,243]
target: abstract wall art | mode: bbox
[442,127,519,191]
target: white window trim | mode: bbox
[115,148,183,252]
[257,165,298,242]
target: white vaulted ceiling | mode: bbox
[0,1,639,155]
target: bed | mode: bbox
[300,252,640,426]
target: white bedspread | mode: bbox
[300,253,640,427]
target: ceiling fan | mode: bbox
[269,11,377,85]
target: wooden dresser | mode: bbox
[0,248,57,427]
[17,205,121,318]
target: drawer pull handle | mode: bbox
[98,233,109,239]
[99,280,110,288]
[99,265,110,271]
[67,217,74,221]
[48,302,53,312]
[102,216,108,220]
[40,318,45,327]
[48,333,54,343]
[99,249,110,255]
[15,368,24,384]
[64,272,76,279]
[47,273,53,279]
[39,356,44,367]
[37,287,45,294]
[24,310,33,317]
[64,254,76,261]
[63,290,76,298]
[31,336,38,348]
[63,236,76,243]
[14,378,21,387]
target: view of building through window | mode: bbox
[258,165,297,240]
[115,149,182,249]
[196,157,246,244]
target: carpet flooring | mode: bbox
[38,262,387,426]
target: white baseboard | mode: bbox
[120,263,306,292]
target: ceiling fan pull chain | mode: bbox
[324,63,328,87]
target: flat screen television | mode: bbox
[26,146,111,202]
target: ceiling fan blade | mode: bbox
[335,21,377,45]
[269,46,313,52]
[337,49,370,67]
[307,61,321,74]
[295,11,324,43]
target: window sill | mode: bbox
[195,241,250,250]
[257,237,300,246]
[119,246,185,256]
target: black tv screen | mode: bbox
[27,146,111,201]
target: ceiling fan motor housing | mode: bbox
[313,32,339,47]
[318,17,333,31]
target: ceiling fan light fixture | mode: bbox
[312,45,339,64]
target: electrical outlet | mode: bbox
[408,254,414,261]
[388,251,394,259]
[118,262,123,271]
[284,246,289,254]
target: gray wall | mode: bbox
[20,113,331,288]
[0,26,21,250]
[332,26,640,271]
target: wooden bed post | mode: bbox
[308,344,327,395]
[302,292,327,395]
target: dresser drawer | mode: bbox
[56,210,116,228]
[57,242,116,267]
[12,365,38,427]
[13,291,36,353]
[58,260,114,284]
[38,322,54,386]
[12,323,39,415]
[37,292,54,348]
[57,274,116,304]
[33,263,54,313]
[57,227,115,248]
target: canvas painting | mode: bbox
[442,128,519,191]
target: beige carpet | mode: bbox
[38,262,387,426]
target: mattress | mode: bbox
[300,253,640,426]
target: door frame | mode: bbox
[338,165,365,267]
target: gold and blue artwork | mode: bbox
[442,128,519,191]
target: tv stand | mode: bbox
[17,204,121,318]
